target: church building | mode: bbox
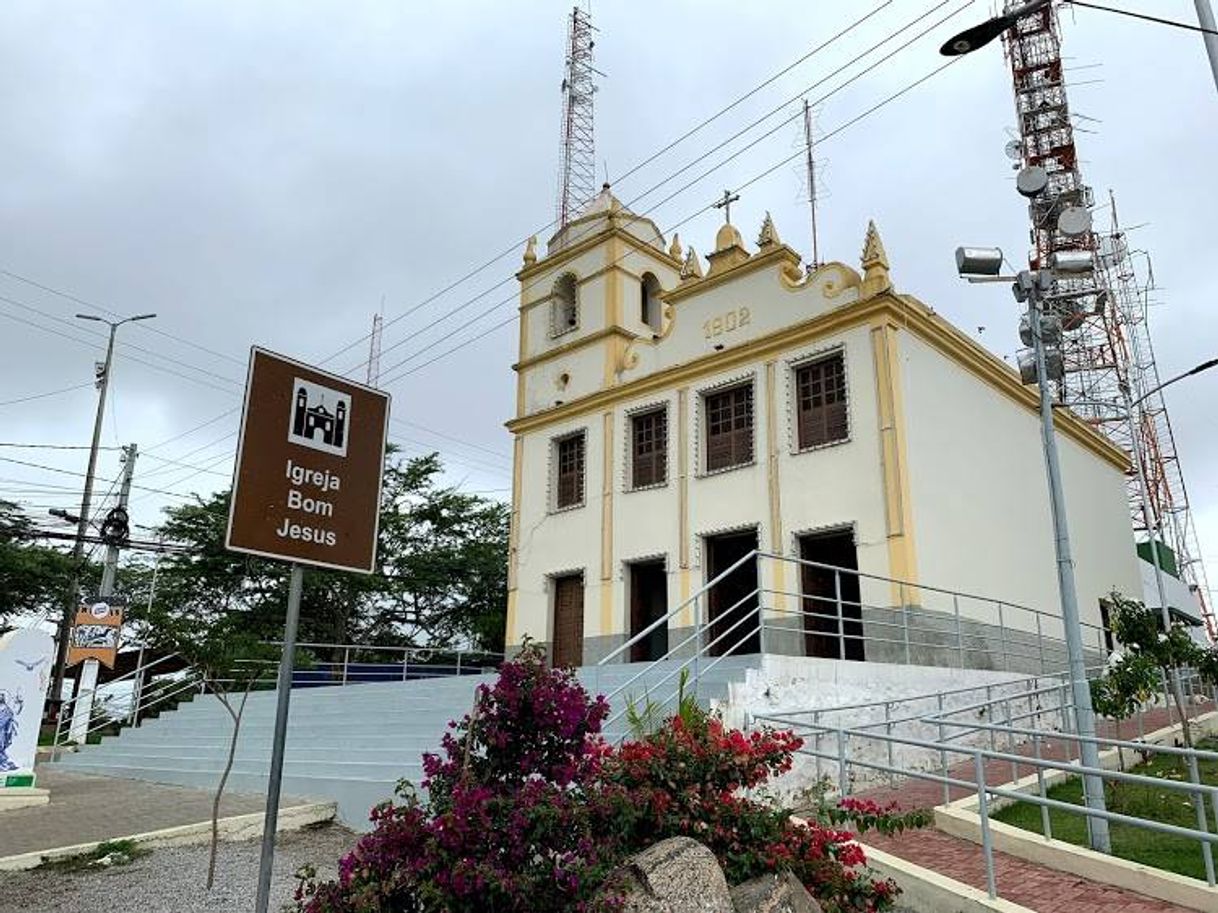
[504,186,1141,668]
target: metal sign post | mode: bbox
[226,347,389,913]
[253,563,303,913]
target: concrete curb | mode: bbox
[0,788,49,812]
[858,842,1035,913]
[0,800,337,872]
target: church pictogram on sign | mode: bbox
[289,378,350,457]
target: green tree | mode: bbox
[0,499,82,630]
[1106,592,1206,747]
[130,453,509,656]
[1089,651,1159,770]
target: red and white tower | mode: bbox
[1003,4,1214,638]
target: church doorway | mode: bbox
[552,573,585,668]
[704,530,760,656]
[798,529,864,660]
[629,559,668,663]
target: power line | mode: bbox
[331,2,903,378]
[0,267,248,367]
[0,295,243,395]
[137,7,938,459]
[0,382,95,408]
[0,442,122,451]
[378,44,966,385]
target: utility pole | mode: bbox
[1024,275,1112,853]
[68,442,136,744]
[50,312,154,717]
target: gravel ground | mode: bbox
[0,824,358,913]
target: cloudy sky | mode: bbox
[1,1,1215,603]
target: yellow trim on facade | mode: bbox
[764,360,786,613]
[664,243,804,304]
[516,224,680,287]
[870,321,919,602]
[505,435,524,644]
[600,410,616,636]
[519,262,648,314]
[514,326,638,373]
[677,386,692,628]
[506,292,1128,472]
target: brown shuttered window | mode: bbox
[704,384,753,472]
[555,433,585,508]
[795,353,848,449]
[631,408,668,489]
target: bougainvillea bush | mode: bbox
[294,644,920,913]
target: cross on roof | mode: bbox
[712,188,740,225]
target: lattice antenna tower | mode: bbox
[366,311,383,388]
[1001,4,1214,638]
[556,6,598,227]
[802,99,821,270]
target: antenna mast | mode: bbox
[802,99,820,270]
[1002,4,1214,638]
[366,311,383,388]
[556,6,598,227]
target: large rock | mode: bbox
[615,837,735,913]
[729,871,822,913]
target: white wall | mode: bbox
[900,331,1141,637]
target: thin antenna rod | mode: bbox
[366,311,383,388]
[803,99,820,270]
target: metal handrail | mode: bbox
[598,548,758,667]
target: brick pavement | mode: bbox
[851,701,1212,913]
[0,768,313,859]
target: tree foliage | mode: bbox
[128,454,509,654]
[0,499,84,630]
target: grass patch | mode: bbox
[993,737,1218,881]
[39,839,151,873]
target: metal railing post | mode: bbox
[938,691,950,806]
[341,647,350,686]
[900,582,911,665]
[1033,733,1052,841]
[456,650,463,676]
[986,686,996,752]
[1035,612,1045,675]
[834,570,845,660]
[758,599,767,654]
[974,752,998,899]
[814,711,823,784]
[997,602,1008,672]
[1165,670,1175,728]
[838,730,850,798]
[1186,754,1216,886]
[885,702,896,787]
[1005,698,1018,785]
[954,594,964,668]
[1059,683,1070,734]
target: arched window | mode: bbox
[641,272,662,333]
[551,273,579,336]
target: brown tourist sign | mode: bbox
[226,347,391,574]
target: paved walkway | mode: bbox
[0,768,313,859]
[853,701,1211,913]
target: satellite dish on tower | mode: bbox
[1004,139,1022,161]
[1015,165,1050,198]
[1057,206,1092,237]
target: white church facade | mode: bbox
[504,186,1142,669]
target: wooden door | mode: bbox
[552,574,585,668]
[705,531,760,656]
[630,561,668,662]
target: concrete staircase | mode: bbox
[53,657,759,828]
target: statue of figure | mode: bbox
[0,690,24,771]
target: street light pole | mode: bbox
[49,313,155,717]
[1025,280,1112,854]
[1198,1,1218,93]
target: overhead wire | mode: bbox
[325,1,897,376]
[0,382,95,408]
[376,17,969,385]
